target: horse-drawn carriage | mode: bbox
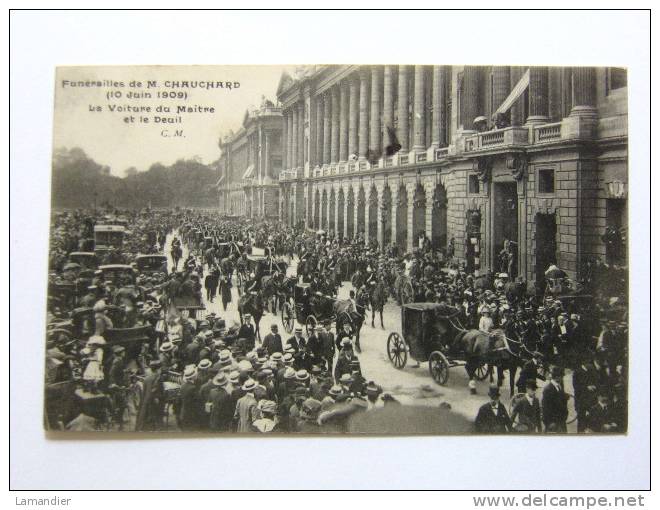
[68,251,99,270]
[236,254,288,294]
[386,303,491,386]
[99,264,137,285]
[134,254,168,276]
[281,283,356,335]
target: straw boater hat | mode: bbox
[183,365,197,382]
[242,378,257,392]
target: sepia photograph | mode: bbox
[44,63,629,436]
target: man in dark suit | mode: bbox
[237,314,256,351]
[285,326,306,353]
[177,366,202,431]
[585,390,620,433]
[516,355,543,394]
[510,379,542,433]
[262,324,283,356]
[319,323,336,375]
[474,385,512,434]
[572,358,599,432]
[208,373,234,432]
[541,366,569,432]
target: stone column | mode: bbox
[412,65,426,152]
[390,185,398,248]
[323,93,331,164]
[315,96,323,168]
[282,113,288,170]
[339,81,349,162]
[369,66,382,157]
[298,102,305,167]
[348,76,359,158]
[570,67,597,118]
[526,66,549,125]
[359,70,370,159]
[376,186,384,248]
[492,66,510,114]
[406,185,415,252]
[462,65,481,132]
[397,65,410,152]
[424,183,434,243]
[291,105,298,168]
[331,87,340,164]
[509,67,524,127]
[382,66,395,155]
[431,66,446,147]
[548,67,563,122]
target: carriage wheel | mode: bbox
[400,280,414,305]
[429,351,450,386]
[305,315,317,336]
[281,302,295,334]
[387,332,408,369]
[475,363,490,381]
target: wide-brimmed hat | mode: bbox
[283,367,296,380]
[197,359,212,370]
[183,365,198,381]
[160,341,174,353]
[213,373,228,386]
[242,378,257,391]
[295,369,310,382]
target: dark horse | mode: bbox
[449,323,519,397]
[367,280,388,328]
[237,293,265,342]
[170,244,182,271]
[333,297,366,352]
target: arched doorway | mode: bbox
[314,189,320,230]
[337,188,345,238]
[412,183,426,248]
[329,189,336,233]
[321,190,328,231]
[431,183,448,250]
[357,186,366,237]
[346,188,355,239]
[396,184,408,253]
[368,186,378,243]
[382,185,392,246]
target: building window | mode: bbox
[537,168,555,194]
[606,67,627,94]
[468,174,480,194]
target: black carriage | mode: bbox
[386,302,489,386]
[281,283,336,335]
[99,264,137,285]
[68,252,99,270]
[134,254,168,275]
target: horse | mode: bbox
[448,324,519,397]
[237,292,264,342]
[333,298,366,352]
[367,280,388,328]
[170,244,182,271]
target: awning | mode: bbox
[242,164,255,179]
[494,68,530,115]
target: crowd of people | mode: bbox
[45,207,628,434]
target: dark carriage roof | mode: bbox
[402,302,461,317]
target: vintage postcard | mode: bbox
[45,64,628,435]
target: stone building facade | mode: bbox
[217,102,283,218]
[276,65,628,285]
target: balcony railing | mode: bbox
[399,154,409,165]
[481,130,505,147]
[434,147,449,160]
[534,122,562,142]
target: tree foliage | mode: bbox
[51,147,218,209]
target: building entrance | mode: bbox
[492,182,518,274]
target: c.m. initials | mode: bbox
[160,129,184,138]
